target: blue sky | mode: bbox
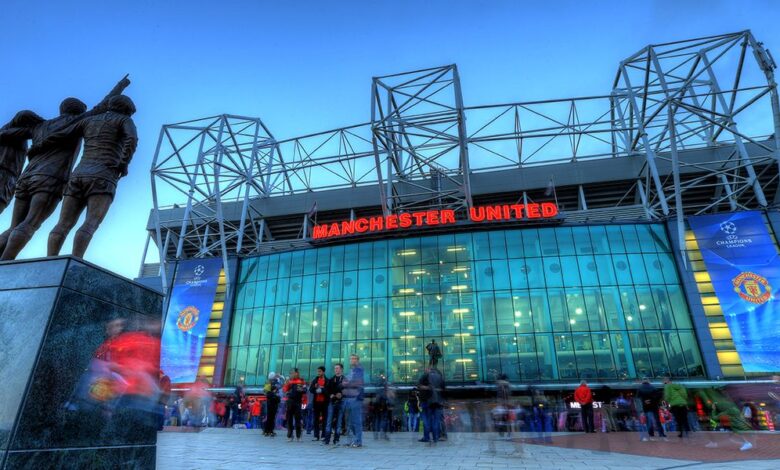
[1,0,779,279]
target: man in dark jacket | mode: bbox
[418,368,445,443]
[322,363,345,445]
[637,377,666,440]
[309,366,329,441]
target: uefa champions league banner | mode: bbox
[160,258,223,383]
[689,211,780,373]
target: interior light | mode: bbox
[575,308,583,315]
[453,308,470,314]
[312,321,318,326]
[639,304,647,311]
[513,322,520,327]
[398,250,417,256]
[569,319,576,324]
[514,311,522,317]
[627,315,633,321]
[451,285,468,291]
[400,360,416,364]
[452,266,468,272]
[399,288,415,294]
[455,358,473,363]
[399,311,416,316]
[361,319,369,326]
[409,270,427,275]
[467,325,474,330]
[455,333,471,337]
[447,246,466,252]
[400,335,415,339]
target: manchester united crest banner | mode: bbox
[161,258,224,383]
[689,211,780,372]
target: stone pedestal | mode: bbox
[0,257,163,469]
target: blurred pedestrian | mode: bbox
[322,363,345,445]
[342,354,365,448]
[574,380,595,433]
[283,368,307,442]
[637,378,666,441]
[418,367,446,444]
[263,372,281,437]
[663,376,690,438]
[309,366,329,441]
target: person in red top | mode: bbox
[250,398,262,429]
[574,380,595,433]
[283,368,307,441]
[309,366,330,441]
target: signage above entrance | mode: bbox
[312,202,559,240]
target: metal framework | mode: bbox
[147,30,780,293]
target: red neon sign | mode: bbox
[312,202,559,240]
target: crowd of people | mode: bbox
[162,363,773,454]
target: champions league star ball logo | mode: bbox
[194,264,205,277]
[176,306,200,332]
[720,221,737,235]
[732,272,772,305]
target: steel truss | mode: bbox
[147,30,780,292]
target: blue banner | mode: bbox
[160,258,223,383]
[689,211,780,373]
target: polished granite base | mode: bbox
[0,257,163,469]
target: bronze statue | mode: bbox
[29,94,138,258]
[0,77,130,260]
[0,111,45,215]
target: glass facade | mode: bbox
[226,224,704,386]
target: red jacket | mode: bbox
[574,385,593,405]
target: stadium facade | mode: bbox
[140,31,780,392]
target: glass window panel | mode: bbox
[330,245,345,272]
[511,293,534,334]
[548,288,569,332]
[284,277,298,305]
[578,256,599,287]
[494,292,515,333]
[329,303,343,342]
[239,258,258,284]
[573,332,596,379]
[605,226,626,254]
[657,251,680,284]
[535,334,556,379]
[612,254,633,285]
[662,331,687,377]
[454,233,473,263]
[628,254,649,284]
[488,231,508,260]
[328,272,343,301]
[344,244,359,271]
[572,226,593,254]
[303,249,317,275]
[298,304,314,343]
[260,308,274,345]
[589,225,610,254]
[301,275,316,303]
[423,294,443,336]
[403,238,422,266]
[543,257,563,287]
[645,331,670,377]
[592,333,616,379]
[636,224,658,253]
[491,259,511,291]
[372,300,387,340]
[475,260,494,291]
[358,269,373,298]
[530,290,551,333]
[343,271,358,299]
[508,259,529,290]
[668,286,692,329]
[373,268,388,298]
[482,336,501,381]
[316,247,330,274]
[278,252,292,278]
[679,331,705,377]
[556,227,577,255]
[342,301,357,341]
[478,293,498,335]
[498,335,521,381]
[601,287,625,330]
[473,232,492,260]
[635,286,660,329]
[565,289,587,332]
[652,286,676,329]
[650,224,672,252]
[555,334,577,379]
[621,225,641,253]
[521,229,541,257]
[358,243,373,270]
[629,331,652,378]
[372,240,388,268]
[388,239,405,267]
[315,273,330,303]
[610,332,634,379]
[312,304,327,342]
[525,258,545,289]
[420,236,438,266]
[583,288,608,330]
[254,281,266,308]
[539,228,558,256]
[289,250,305,277]
[248,309,263,345]
[505,230,523,258]
[620,287,642,330]
[516,335,540,381]
[560,256,581,287]
[356,301,373,340]
[264,278,277,306]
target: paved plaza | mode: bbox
[157,428,780,469]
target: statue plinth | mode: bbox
[0,257,162,469]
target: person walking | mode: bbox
[322,363,345,445]
[418,367,446,444]
[406,391,421,433]
[574,380,595,433]
[342,354,365,448]
[637,377,666,441]
[250,398,261,429]
[309,366,329,441]
[663,376,690,438]
[283,368,307,442]
[263,372,281,437]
